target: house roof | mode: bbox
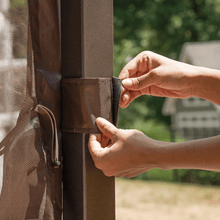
[163,41,220,116]
[179,40,220,69]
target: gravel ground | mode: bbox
[116,178,220,220]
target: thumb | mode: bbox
[96,117,118,140]
[122,71,155,90]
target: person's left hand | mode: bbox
[88,117,162,178]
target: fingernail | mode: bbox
[96,117,105,126]
[123,93,129,103]
[122,79,132,87]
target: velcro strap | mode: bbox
[61,77,122,133]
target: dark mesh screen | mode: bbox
[0,0,62,219]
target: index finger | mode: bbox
[119,57,139,80]
[119,52,149,80]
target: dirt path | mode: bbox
[116,178,220,220]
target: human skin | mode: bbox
[120,51,220,107]
[88,51,220,178]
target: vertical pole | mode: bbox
[61,1,115,220]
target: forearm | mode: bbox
[192,66,220,106]
[159,135,220,172]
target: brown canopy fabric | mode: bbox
[0,0,62,219]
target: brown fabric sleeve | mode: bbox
[62,77,122,134]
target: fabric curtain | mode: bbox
[0,0,62,219]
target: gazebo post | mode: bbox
[61,1,115,219]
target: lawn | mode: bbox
[116,178,220,220]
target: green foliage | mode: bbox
[178,169,220,186]
[135,169,174,182]
[114,0,220,128]
[10,0,27,9]
[114,0,220,58]
[133,169,220,186]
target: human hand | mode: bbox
[119,51,199,108]
[88,117,162,178]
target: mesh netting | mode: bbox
[0,0,62,219]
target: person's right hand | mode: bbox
[88,117,163,178]
[119,51,200,108]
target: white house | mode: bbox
[162,41,220,140]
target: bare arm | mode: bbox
[162,135,220,172]
[119,51,220,107]
[192,66,220,106]
[88,118,220,178]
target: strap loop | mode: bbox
[35,104,60,168]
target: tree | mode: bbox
[114,0,220,130]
